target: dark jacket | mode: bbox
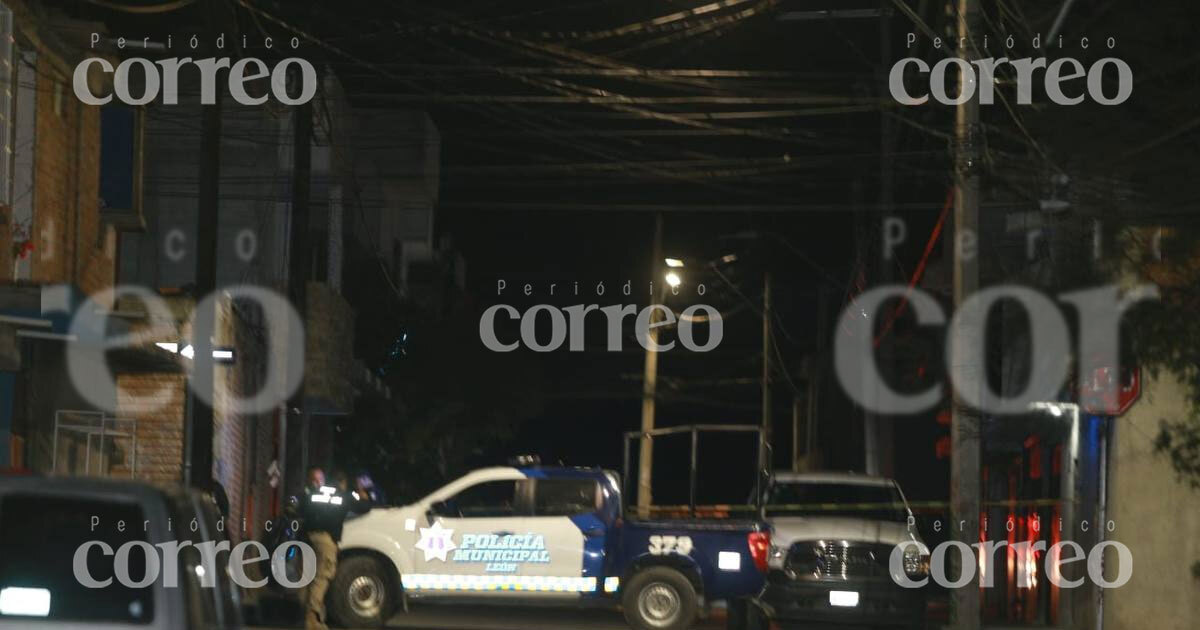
[298,484,371,543]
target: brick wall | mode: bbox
[213,296,249,540]
[0,208,12,282]
[116,296,284,540]
[74,99,116,299]
[246,405,279,538]
[221,297,288,541]
[114,372,185,483]
[27,55,114,302]
[32,58,71,285]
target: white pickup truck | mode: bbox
[753,472,930,629]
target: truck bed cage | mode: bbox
[621,424,767,519]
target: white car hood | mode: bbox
[769,516,922,549]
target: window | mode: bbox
[0,494,154,623]
[99,104,145,229]
[534,479,600,517]
[447,480,524,518]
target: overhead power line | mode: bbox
[349,93,881,106]
[439,201,1000,213]
[437,24,834,145]
[324,65,849,80]
[574,0,765,43]
[83,0,197,13]
[610,0,778,56]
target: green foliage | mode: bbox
[1154,420,1200,491]
[1124,227,1200,490]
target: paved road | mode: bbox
[252,602,728,630]
[386,605,651,630]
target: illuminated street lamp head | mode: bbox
[665,272,682,287]
[665,258,685,268]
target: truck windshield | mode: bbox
[765,482,908,522]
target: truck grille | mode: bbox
[785,542,891,579]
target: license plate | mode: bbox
[829,590,859,607]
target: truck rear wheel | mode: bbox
[328,555,394,628]
[622,567,699,630]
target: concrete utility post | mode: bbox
[287,83,313,494]
[185,87,221,489]
[637,213,664,516]
[761,271,772,449]
[950,0,982,627]
[868,0,897,478]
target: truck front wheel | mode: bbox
[622,567,699,630]
[328,555,394,628]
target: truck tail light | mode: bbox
[748,531,770,573]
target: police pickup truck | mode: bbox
[330,461,769,630]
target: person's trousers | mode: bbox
[305,531,338,630]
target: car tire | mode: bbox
[622,567,699,630]
[328,555,394,628]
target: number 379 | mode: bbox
[648,535,694,556]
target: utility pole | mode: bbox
[870,0,897,478]
[185,89,221,488]
[637,213,664,517]
[950,0,982,627]
[797,284,828,472]
[791,396,802,471]
[286,83,313,492]
[761,271,772,450]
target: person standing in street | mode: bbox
[298,467,371,630]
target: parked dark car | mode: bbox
[0,476,243,630]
